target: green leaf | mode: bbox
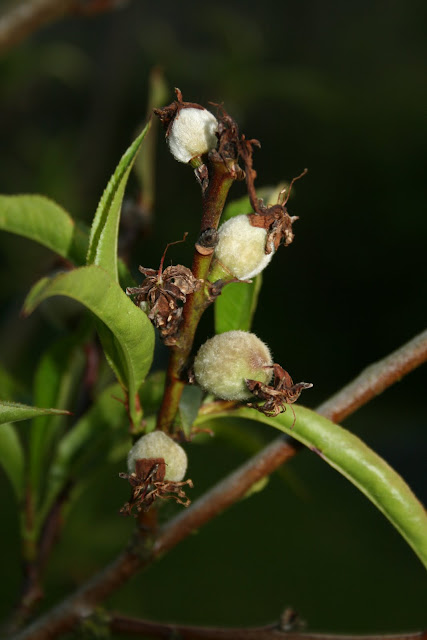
[0,194,133,289]
[30,332,87,501]
[179,385,204,437]
[0,401,70,425]
[0,423,25,500]
[0,194,89,265]
[220,193,252,224]
[87,123,150,281]
[38,384,128,527]
[196,405,427,569]
[214,275,262,334]
[134,68,169,212]
[23,265,155,425]
[139,370,166,417]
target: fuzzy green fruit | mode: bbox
[194,330,273,401]
[127,431,187,482]
[215,215,274,280]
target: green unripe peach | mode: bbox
[193,330,273,401]
[215,215,274,280]
[127,431,187,482]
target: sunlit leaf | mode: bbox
[87,123,150,281]
[0,194,88,264]
[0,400,70,425]
[196,405,427,569]
[23,265,155,425]
[214,275,262,334]
[0,194,133,288]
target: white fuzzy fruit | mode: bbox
[167,107,218,163]
[194,330,273,401]
[127,431,187,482]
[215,215,274,280]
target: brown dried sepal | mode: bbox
[153,88,205,136]
[246,364,313,426]
[238,134,306,253]
[126,236,202,346]
[119,458,193,516]
[207,276,246,302]
[248,207,298,253]
[210,103,242,165]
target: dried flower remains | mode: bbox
[127,234,201,345]
[119,458,193,516]
[246,363,313,425]
[238,136,307,254]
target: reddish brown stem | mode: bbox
[110,614,426,640]
[11,328,427,640]
[4,485,71,635]
[316,329,427,423]
[156,157,234,432]
[0,0,126,54]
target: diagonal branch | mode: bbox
[0,0,128,54]
[0,0,74,53]
[11,328,427,640]
[316,328,427,423]
[110,613,427,640]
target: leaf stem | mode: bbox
[316,328,427,423]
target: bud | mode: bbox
[214,215,274,280]
[167,107,218,164]
[127,431,187,482]
[194,330,273,401]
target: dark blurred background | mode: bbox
[0,0,426,635]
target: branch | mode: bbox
[316,329,427,423]
[110,613,427,640]
[0,0,74,53]
[11,328,427,640]
[4,486,71,634]
[0,0,127,54]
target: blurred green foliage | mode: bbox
[0,0,426,633]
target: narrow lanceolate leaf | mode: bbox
[30,332,87,500]
[0,195,88,265]
[23,266,155,423]
[196,405,427,569]
[214,275,262,334]
[0,423,25,500]
[87,123,151,281]
[179,385,204,438]
[0,401,70,425]
[38,384,128,527]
